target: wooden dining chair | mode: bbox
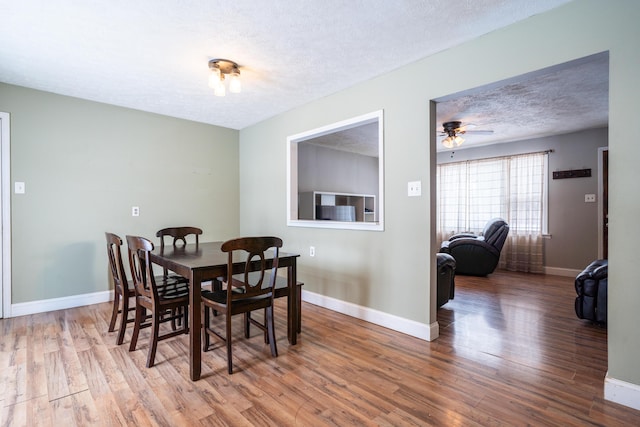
[156,226,203,324]
[156,226,203,250]
[201,236,283,374]
[126,235,190,368]
[106,232,136,345]
[156,226,203,282]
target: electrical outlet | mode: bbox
[132,206,140,216]
[585,194,596,203]
[14,181,25,194]
[309,246,315,257]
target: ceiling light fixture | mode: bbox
[441,121,465,149]
[208,59,241,97]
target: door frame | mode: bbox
[598,146,608,259]
[1,112,11,318]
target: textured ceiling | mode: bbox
[435,52,609,151]
[0,0,572,132]
[292,52,609,157]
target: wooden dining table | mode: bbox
[149,241,300,380]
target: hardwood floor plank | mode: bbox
[27,395,55,427]
[25,314,48,403]
[2,271,640,426]
[50,394,78,427]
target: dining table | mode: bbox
[149,241,300,381]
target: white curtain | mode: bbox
[437,152,546,273]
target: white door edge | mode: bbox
[1,112,12,318]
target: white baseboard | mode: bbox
[544,266,581,277]
[605,372,640,411]
[11,289,441,344]
[10,290,112,317]
[301,290,438,341]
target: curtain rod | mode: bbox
[441,149,553,164]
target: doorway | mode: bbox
[432,53,609,327]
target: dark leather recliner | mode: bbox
[439,218,509,276]
[575,259,608,324]
[437,253,456,308]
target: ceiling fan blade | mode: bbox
[439,121,493,138]
[462,129,494,135]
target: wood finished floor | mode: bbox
[2,270,639,426]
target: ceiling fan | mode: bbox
[439,121,493,148]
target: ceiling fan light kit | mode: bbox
[440,120,493,149]
[208,59,242,97]
[441,121,465,148]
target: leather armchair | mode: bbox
[436,253,456,307]
[439,218,509,276]
[575,259,608,324]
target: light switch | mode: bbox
[585,194,596,203]
[132,206,140,216]
[14,181,25,194]
[408,181,421,197]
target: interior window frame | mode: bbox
[286,110,384,231]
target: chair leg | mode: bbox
[202,305,210,352]
[226,314,233,374]
[262,309,269,343]
[182,305,189,334]
[116,293,129,345]
[171,307,178,330]
[244,313,251,339]
[146,313,160,368]
[129,305,144,352]
[108,290,120,332]
[212,279,222,317]
[266,306,278,357]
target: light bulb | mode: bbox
[208,67,221,89]
[214,80,226,97]
[442,136,454,149]
[228,71,241,93]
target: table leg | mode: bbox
[288,261,298,345]
[189,271,202,380]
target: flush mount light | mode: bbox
[208,59,241,97]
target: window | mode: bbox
[437,151,548,237]
[287,110,384,231]
[437,151,549,273]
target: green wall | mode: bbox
[239,0,640,389]
[0,83,240,303]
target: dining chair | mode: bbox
[126,235,190,368]
[156,226,203,283]
[106,232,186,345]
[201,236,283,374]
[156,226,203,250]
[156,226,203,325]
[106,232,136,345]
